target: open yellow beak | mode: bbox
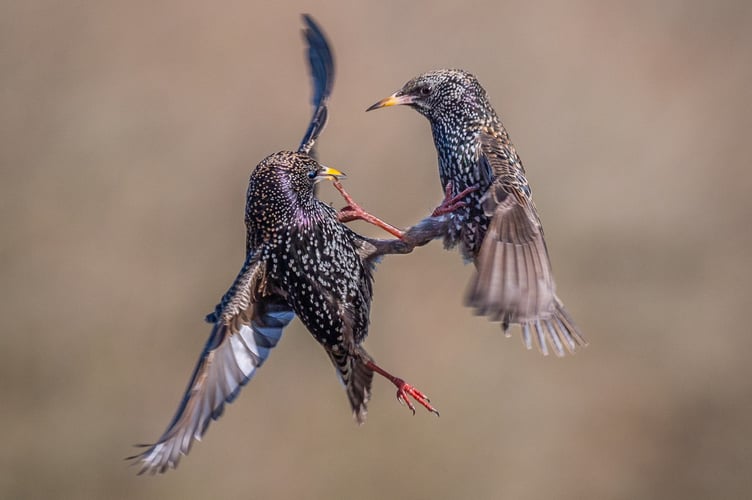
[366,93,414,112]
[315,165,346,182]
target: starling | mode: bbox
[367,69,586,356]
[130,15,438,475]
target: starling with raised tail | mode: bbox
[130,15,439,475]
[367,69,586,356]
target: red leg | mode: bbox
[432,181,479,217]
[364,359,439,417]
[333,181,405,238]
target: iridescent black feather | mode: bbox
[130,16,439,475]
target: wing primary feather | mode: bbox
[545,319,565,357]
[534,319,549,356]
[129,291,294,474]
[521,322,532,350]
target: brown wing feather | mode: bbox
[465,129,586,356]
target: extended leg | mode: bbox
[432,181,479,217]
[364,359,439,417]
[333,181,405,238]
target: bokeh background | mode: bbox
[2,1,751,499]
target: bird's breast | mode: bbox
[264,220,371,348]
[436,150,493,260]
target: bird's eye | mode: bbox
[418,86,431,97]
[307,171,317,179]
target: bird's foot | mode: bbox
[394,379,440,416]
[365,360,439,416]
[431,182,479,217]
[333,181,404,238]
[336,205,362,223]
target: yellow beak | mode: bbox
[315,165,346,182]
[366,93,414,112]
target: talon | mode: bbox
[400,396,416,415]
[365,360,439,416]
[431,181,479,217]
[393,379,438,416]
[397,389,417,414]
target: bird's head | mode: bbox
[250,152,345,201]
[366,69,488,122]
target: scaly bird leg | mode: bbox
[333,180,405,238]
[364,359,439,417]
[432,181,479,217]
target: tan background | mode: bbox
[2,1,751,499]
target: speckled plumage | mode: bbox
[129,15,343,475]
[130,15,440,475]
[243,151,382,413]
[368,69,586,356]
[244,152,378,350]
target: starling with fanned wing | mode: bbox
[130,15,442,475]
[366,69,586,357]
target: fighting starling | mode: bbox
[130,15,438,475]
[367,69,586,356]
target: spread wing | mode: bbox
[129,254,294,474]
[465,128,586,356]
[298,14,335,156]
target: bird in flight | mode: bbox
[130,15,442,475]
[366,69,586,357]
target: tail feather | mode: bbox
[327,348,374,424]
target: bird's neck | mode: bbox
[429,106,501,192]
[246,182,322,234]
[430,121,481,190]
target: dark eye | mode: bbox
[307,171,317,179]
[418,86,431,97]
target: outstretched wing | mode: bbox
[465,128,586,356]
[129,255,294,474]
[298,14,335,156]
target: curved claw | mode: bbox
[432,181,479,217]
[364,359,440,417]
[395,381,439,417]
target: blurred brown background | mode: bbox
[2,1,751,499]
